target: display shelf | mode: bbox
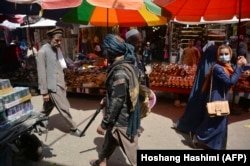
[204,25,227,43]
[171,23,205,50]
[207,35,226,37]
[170,23,231,53]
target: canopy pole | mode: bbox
[237,0,242,56]
[25,5,32,44]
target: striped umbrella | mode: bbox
[61,0,168,27]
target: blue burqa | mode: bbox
[175,44,218,133]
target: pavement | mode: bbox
[12,91,250,165]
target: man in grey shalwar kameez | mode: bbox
[36,27,81,137]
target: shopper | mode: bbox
[143,42,152,65]
[90,34,140,166]
[126,28,149,87]
[126,29,153,119]
[175,39,201,106]
[191,44,247,150]
[36,27,81,137]
[181,39,201,66]
[173,41,218,133]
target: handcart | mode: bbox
[0,111,48,165]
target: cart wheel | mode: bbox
[19,134,43,161]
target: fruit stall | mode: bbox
[149,63,196,94]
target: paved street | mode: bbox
[13,91,250,165]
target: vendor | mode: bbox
[92,36,102,56]
[181,39,201,66]
[26,42,38,58]
[80,28,91,55]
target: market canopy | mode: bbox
[61,0,168,27]
[88,0,171,17]
[174,16,250,25]
[153,0,250,22]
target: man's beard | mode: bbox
[51,44,60,50]
[52,44,59,48]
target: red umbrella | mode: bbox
[153,0,250,22]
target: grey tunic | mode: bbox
[36,43,77,129]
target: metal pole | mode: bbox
[237,0,242,56]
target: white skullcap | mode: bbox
[125,29,139,39]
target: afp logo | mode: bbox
[222,154,247,163]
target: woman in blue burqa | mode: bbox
[173,41,218,133]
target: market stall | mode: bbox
[65,61,107,95]
[149,63,196,94]
[63,63,196,95]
